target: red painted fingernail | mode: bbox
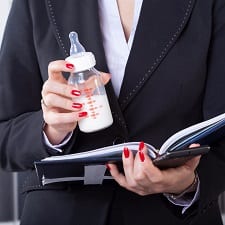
[123,147,129,158]
[139,151,145,162]
[72,103,82,109]
[106,164,111,171]
[66,63,74,69]
[78,112,88,117]
[71,90,81,96]
[139,141,145,151]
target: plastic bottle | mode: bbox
[66,32,113,133]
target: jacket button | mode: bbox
[201,206,207,214]
[209,201,213,208]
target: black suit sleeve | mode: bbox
[0,0,48,170]
[0,0,76,171]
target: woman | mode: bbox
[0,0,225,224]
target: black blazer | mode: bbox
[0,0,225,224]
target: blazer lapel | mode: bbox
[45,0,108,72]
[119,0,196,110]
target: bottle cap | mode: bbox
[66,52,96,73]
[66,31,96,72]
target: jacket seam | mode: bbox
[46,0,69,57]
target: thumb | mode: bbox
[184,155,201,170]
[48,60,72,83]
[99,72,111,85]
[184,143,201,169]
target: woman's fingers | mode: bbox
[183,155,201,170]
[109,142,202,196]
[43,60,81,102]
[100,72,111,85]
[44,61,110,108]
[107,163,128,187]
[48,60,111,85]
[42,80,80,98]
[43,111,80,126]
[41,92,82,111]
[48,60,74,82]
[121,148,138,187]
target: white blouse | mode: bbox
[98,0,143,96]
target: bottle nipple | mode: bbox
[69,31,86,55]
[66,31,96,73]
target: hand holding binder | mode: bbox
[35,112,225,185]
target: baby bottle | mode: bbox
[66,32,113,133]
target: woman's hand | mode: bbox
[41,60,110,145]
[108,142,201,196]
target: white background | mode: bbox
[0,0,12,45]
